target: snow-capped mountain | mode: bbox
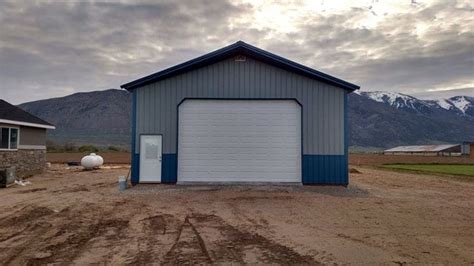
[444,96,474,116]
[358,91,420,107]
[434,98,456,110]
[357,91,474,117]
[349,91,474,149]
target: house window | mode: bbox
[0,127,19,150]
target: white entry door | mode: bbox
[178,100,301,183]
[140,135,162,183]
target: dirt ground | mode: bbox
[47,152,474,166]
[0,165,473,265]
[350,153,474,165]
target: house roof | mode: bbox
[0,99,55,129]
[121,41,360,91]
[384,144,461,153]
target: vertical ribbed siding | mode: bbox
[135,56,345,156]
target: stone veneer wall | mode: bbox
[0,150,46,178]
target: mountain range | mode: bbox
[17,89,474,150]
[18,89,131,147]
[358,91,474,117]
[350,91,473,149]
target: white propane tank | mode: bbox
[95,154,104,168]
[81,153,97,170]
[81,153,104,170]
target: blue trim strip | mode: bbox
[121,41,359,91]
[344,91,349,182]
[162,154,177,183]
[302,155,348,185]
[131,154,139,185]
[131,90,139,185]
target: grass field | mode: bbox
[383,164,474,177]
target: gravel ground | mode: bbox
[0,164,473,264]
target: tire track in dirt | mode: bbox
[163,215,213,264]
[0,206,58,265]
[32,219,130,265]
[0,206,55,246]
[127,213,180,264]
[187,216,213,262]
[142,215,167,234]
[0,203,132,265]
[163,213,319,264]
[15,188,48,193]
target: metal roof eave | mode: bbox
[121,41,360,92]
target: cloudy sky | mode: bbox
[0,0,473,104]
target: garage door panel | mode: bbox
[179,158,299,167]
[178,100,301,183]
[180,138,300,147]
[180,144,300,151]
[179,151,300,161]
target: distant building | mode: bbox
[384,144,462,156]
[461,141,474,158]
[0,100,55,177]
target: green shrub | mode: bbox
[78,145,99,153]
[64,142,77,152]
[46,140,60,152]
[107,146,121,152]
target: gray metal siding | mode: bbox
[135,56,345,155]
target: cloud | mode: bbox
[0,0,472,104]
[259,1,473,93]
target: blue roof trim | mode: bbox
[121,41,360,91]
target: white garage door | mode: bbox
[178,100,301,183]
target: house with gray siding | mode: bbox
[0,99,55,177]
[121,41,359,185]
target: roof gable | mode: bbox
[121,41,359,91]
[0,99,55,129]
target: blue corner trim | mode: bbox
[302,155,348,185]
[131,154,139,185]
[344,91,349,181]
[162,154,177,183]
[131,90,139,185]
[120,41,359,91]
